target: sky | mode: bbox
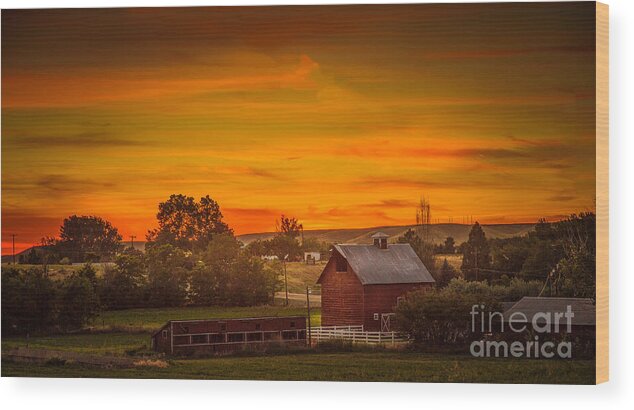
[1,3,597,254]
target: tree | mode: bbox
[397,229,436,275]
[395,286,498,347]
[443,237,456,254]
[276,214,303,239]
[147,194,231,251]
[145,244,191,307]
[554,213,596,300]
[435,259,458,288]
[1,267,57,334]
[190,234,241,306]
[460,222,491,281]
[99,249,147,309]
[58,272,100,330]
[58,215,123,262]
[228,257,281,306]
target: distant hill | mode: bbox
[236,223,536,246]
[2,223,535,262]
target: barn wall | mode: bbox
[363,283,432,331]
[319,257,364,327]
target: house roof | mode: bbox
[502,297,595,326]
[318,243,435,285]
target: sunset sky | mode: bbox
[2,3,597,254]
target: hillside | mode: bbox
[2,223,534,262]
[236,223,535,246]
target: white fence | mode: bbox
[308,326,409,345]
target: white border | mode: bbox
[1,0,633,408]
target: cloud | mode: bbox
[34,174,116,193]
[9,132,145,149]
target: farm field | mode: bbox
[2,351,594,384]
[281,261,325,294]
[93,305,321,332]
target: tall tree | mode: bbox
[276,214,303,239]
[58,215,123,262]
[145,244,191,307]
[99,248,147,309]
[397,229,436,275]
[147,194,231,251]
[460,222,491,281]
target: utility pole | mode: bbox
[283,254,289,306]
[11,234,17,264]
[306,286,312,347]
[130,235,137,249]
[474,246,479,281]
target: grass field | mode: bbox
[2,351,594,384]
[93,305,321,331]
[282,261,324,293]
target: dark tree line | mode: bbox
[2,265,100,335]
[5,194,284,335]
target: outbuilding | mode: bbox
[152,316,307,355]
[317,232,435,332]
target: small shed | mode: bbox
[502,297,596,331]
[304,251,321,262]
[317,232,435,332]
[152,316,306,355]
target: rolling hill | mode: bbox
[236,223,535,246]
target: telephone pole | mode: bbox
[11,234,17,264]
[130,235,137,249]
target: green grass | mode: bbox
[94,305,320,332]
[2,332,149,355]
[1,352,594,384]
[434,254,463,271]
[281,261,324,294]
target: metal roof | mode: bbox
[371,231,389,238]
[502,297,595,326]
[321,243,435,285]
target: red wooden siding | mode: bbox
[319,257,364,327]
[362,283,432,331]
[152,316,306,355]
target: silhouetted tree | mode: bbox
[460,222,491,281]
[57,215,123,262]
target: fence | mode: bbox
[309,325,409,345]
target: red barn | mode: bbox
[317,232,435,332]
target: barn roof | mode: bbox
[502,297,595,326]
[319,243,435,285]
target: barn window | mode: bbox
[290,321,296,328]
[373,313,379,320]
[335,255,347,272]
[191,334,207,344]
[220,322,227,331]
[227,333,245,343]
[264,332,280,341]
[247,332,263,342]
[255,323,261,330]
[282,330,298,340]
[173,335,190,345]
[162,330,168,339]
[209,334,224,344]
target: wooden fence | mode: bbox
[308,326,409,345]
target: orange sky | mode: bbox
[1,4,597,254]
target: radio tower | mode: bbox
[415,196,432,242]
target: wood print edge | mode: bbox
[595,0,609,385]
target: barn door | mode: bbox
[381,314,395,332]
